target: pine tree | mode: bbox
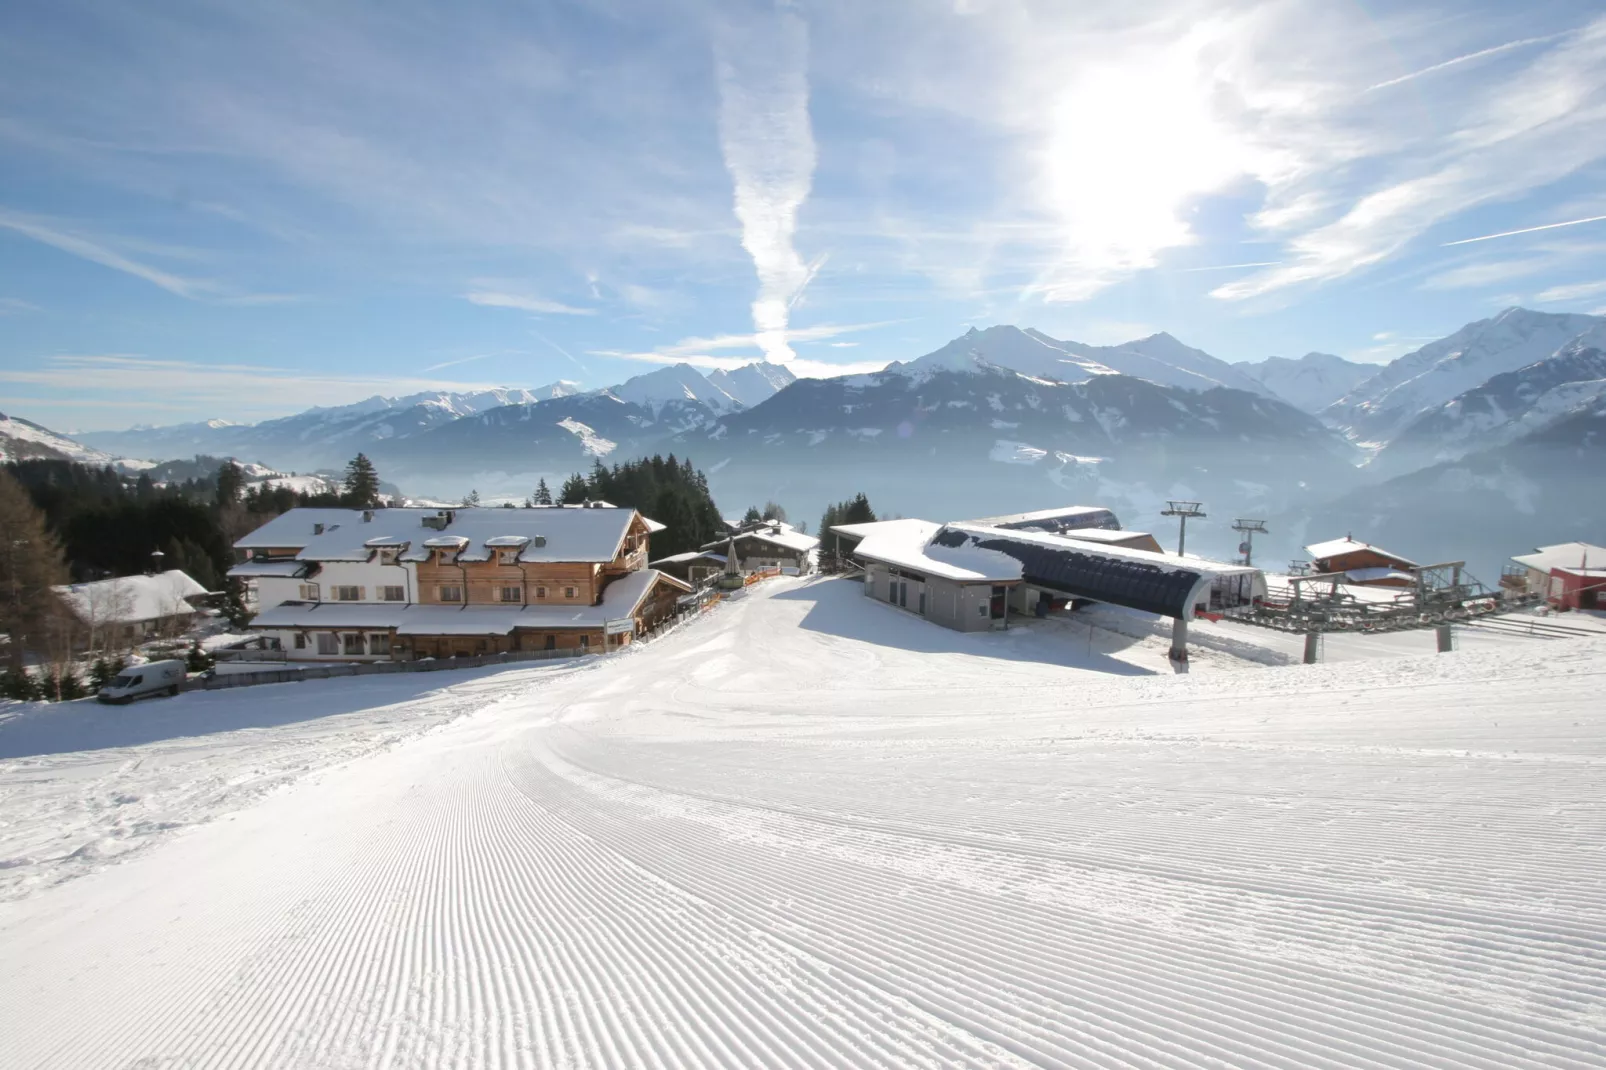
[186,641,214,674]
[53,668,87,702]
[0,469,70,671]
[461,489,481,507]
[533,478,553,506]
[0,667,39,701]
[215,461,245,508]
[743,505,763,523]
[341,453,381,509]
[559,474,589,505]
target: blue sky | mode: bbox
[2,0,1604,429]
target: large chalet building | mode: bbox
[230,504,691,661]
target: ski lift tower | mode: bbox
[1161,501,1206,556]
[1231,518,1268,567]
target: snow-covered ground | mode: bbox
[1,577,1603,1068]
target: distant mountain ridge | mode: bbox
[20,308,1606,572]
[1322,307,1604,443]
[1233,352,1374,414]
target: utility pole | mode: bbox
[1231,518,1268,567]
[1161,501,1206,556]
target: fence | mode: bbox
[187,646,586,691]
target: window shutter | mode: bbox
[358,587,366,600]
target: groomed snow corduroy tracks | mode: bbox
[2,577,1604,1068]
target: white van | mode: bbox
[97,660,187,704]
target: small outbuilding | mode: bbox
[55,569,210,647]
[844,519,1022,631]
[702,520,819,575]
[1304,536,1417,587]
[649,551,727,586]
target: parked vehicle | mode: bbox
[97,660,186,704]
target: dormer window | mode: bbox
[497,549,519,566]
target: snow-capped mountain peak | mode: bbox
[0,412,116,466]
[1233,352,1376,414]
[1324,307,1605,442]
[704,362,797,408]
[604,363,741,416]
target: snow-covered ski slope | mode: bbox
[2,578,1603,1069]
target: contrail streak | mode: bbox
[715,6,816,364]
[1366,33,1566,92]
[1441,214,1606,246]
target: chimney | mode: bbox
[362,510,374,523]
[313,523,324,535]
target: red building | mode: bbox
[1546,565,1606,610]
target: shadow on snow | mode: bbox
[770,578,1157,676]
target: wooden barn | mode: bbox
[1304,536,1418,587]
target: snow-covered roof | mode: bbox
[703,521,819,555]
[1512,542,1606,573]
[947,523,1261,578]
[252,570,691,634]
[650,551,727,566]
[233,509,365,550]
[1342,567,1417,584]
[1056,528,1157,545]
[828,519,906,541]
[965,505,1119,530]
[56,570,209,624]
[852,520,1024,583]
[227,560,312,579]
[1304,536,1417,568]
[236,506,643,565]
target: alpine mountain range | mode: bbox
[6,305,1598,580]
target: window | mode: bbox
[500,586,522,603]
[439,585,463,602]
[498,550,518,565]
[343,633,365,655]
[381,586,406,602]
[369,633,391,655]
[535,586,547,599]
[294,633,306,649]
[544,635,556,651]
[317,633,338,655]
[564,586,577,599]
[299,583,321,601]
[579,634,589,649]
[334,585,361,601]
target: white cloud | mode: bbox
[594,321,899,372]
[714,6,817,363]
[1421,258,1551,291]
[464,290,594,316]
[1216,18,1606,301]
[0,355,524,423]
[1535,279,1606,303]
[0,210,213,299]
[0,297,41,315]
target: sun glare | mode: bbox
[1040,50,1247,298]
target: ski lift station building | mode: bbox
[833,507,1264,658]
